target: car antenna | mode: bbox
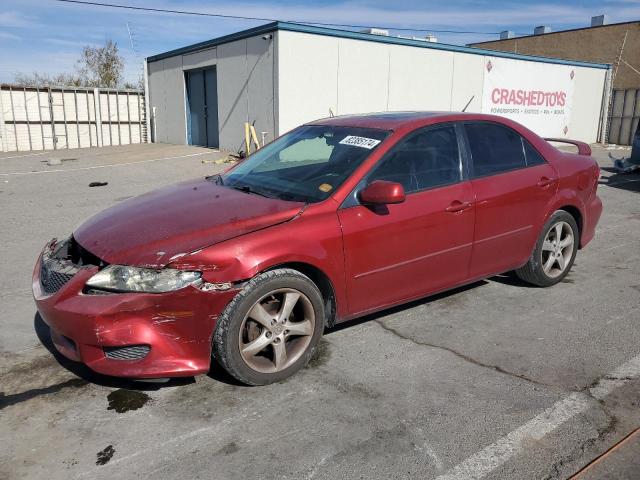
[462,95,475,112]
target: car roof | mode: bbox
[306,111,513,131]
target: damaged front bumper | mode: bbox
[32,240,238,379]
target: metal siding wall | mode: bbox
[147,60,167,143]
[147,35,275,151]
[387,44,454,111]
[246,35,275,146]
[0,85,145,152]
[449,54,485,112]
[337,39,389,114]
[216,39,250,151]
[609,88,640,145]
[277,31,479,134]
[63,91,78,148]
[567,67,608,144]
[277,31,606,143]
[146,57,186,145]
[145,29,606,148]
[277,32,339,133]
[163,55,187,145]
[182,47,217,70]
[100,91,116,146]
[51,91,66,149]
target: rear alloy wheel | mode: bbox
[540,221,574,279]
[516,210,579,287]
[212,269,324,385]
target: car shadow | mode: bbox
[206,361,247,386]
[327,279,490,334]
[599,168,640,193]
[488,270,540,288]
[33,313,195,391]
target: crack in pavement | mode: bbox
[542,407,618,480]
[376,318,638,480]
[375,319,558,389]
[374,320,632,410]
[547,354,629,477]
[546,378,637,479]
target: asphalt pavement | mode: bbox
[1,143,639,480]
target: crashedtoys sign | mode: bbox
[482,57,575,138]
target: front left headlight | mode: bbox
[86,265,201,293]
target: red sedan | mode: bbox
[33,112,602,385]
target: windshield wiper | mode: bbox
[275,192,311,202]
[229,184,271,198]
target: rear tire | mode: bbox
[212,268,324,386]
[516,210,579,287]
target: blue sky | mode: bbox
[1,0,640,84]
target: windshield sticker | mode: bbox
[318,183,333,193]
[339,136,381,149]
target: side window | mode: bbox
[368,125,461,194]
[465,123,527,177]
[523,139,546,166]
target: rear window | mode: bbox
[465,123,527,177]
[523,140,546,166]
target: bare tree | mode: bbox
[13,40,131,89]
[123,76,145,91]
[13,71,82,87]
[76,40,124,88]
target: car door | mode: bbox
[463,121,558,278]
[338,123,475,316]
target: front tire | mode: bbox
[212,269,325,385]
[516,210,579,287]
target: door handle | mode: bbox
[446,201,473,213]
[537,177,557,188]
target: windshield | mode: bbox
[220,125,390,203]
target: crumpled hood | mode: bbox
[74,178,305,268]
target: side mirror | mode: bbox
[359,180,406,205]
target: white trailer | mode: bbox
[146,22,611,152]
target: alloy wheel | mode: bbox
[238,288,315,373]
[541,221,574,278]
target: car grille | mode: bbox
[39,236,102,295]
[104,345,151,361]
[69,236,104,267]
[40,259,78,294]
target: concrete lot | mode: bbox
[1,143,639,480]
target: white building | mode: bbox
[146,21,611,151]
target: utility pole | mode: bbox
[126,21,145,89]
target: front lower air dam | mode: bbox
[32,241,241,379]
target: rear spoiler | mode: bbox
[544,138,592,156]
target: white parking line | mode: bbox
[0,152,214,176]
[590,354,640,400]
[0,151,49,160]
[435,353,640,480]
